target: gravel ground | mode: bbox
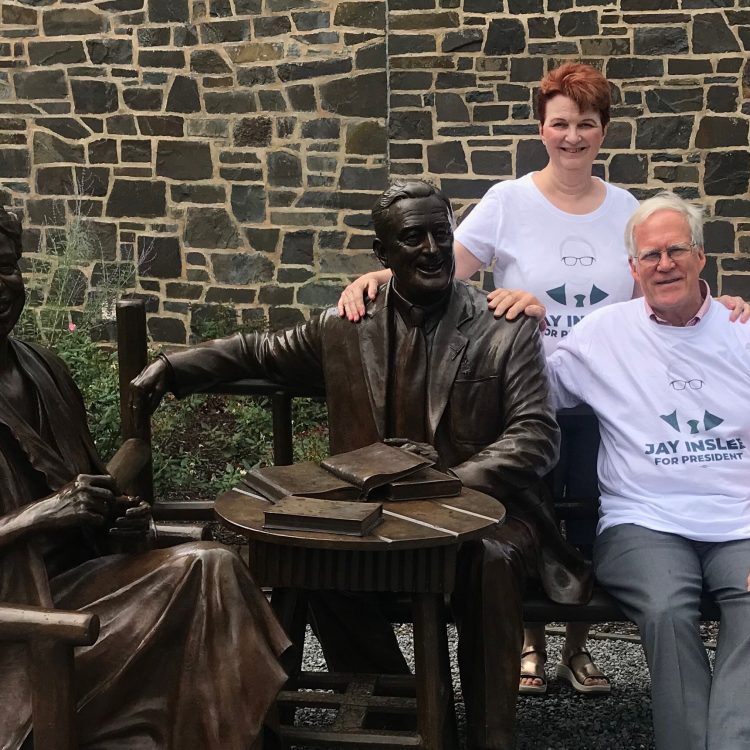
[295,623,718,750]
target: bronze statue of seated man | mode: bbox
[0,206,289,750]
[133,180,590,750]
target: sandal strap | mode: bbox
[563,648,609,683]
[520,647,547,660]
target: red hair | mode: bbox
[537,63,611,128]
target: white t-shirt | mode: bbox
[547,298,750,542]
[454,173,639,355]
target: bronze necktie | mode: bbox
[389,306,427,442]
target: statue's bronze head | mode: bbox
[372,181,455,306]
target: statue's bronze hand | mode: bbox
[109,499,155,543]
[130,358,170,415]
[383,438,439,465]
[36,474,116,530]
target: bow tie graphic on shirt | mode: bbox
[546,284,609,308]
[660,410,724,435]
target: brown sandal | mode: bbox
[519,647,547,695]
[556,648,611,694]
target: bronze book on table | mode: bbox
[320,442,432,497]
[373,466,462,501]
[242,462,362,503]
[263,496,383,536]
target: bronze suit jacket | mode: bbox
[167,281,591,603]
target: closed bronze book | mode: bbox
[373,467,462,501]
[263,496,383,536]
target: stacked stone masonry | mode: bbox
[1,0,749,342]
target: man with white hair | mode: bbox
[546,191,750,750]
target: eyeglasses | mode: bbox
[562,256,594,266]
[635,243,695,268]
[669,379,703,391]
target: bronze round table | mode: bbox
[215,486,506,750]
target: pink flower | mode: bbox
[68,323,77,332]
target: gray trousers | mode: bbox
[594,523,750,750]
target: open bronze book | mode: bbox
[263,496,383,536]
[243,442,460,503]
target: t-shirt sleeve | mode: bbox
[453,185,503,267]
[546,327,592,410]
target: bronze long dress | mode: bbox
[0,338,290,750]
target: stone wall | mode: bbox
[1,0,749,342]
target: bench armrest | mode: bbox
[0,603,99,646]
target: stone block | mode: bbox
[634,26,687,54]
[580,37,631,55]
[258,91,287,112]
[33,132,84,165]
[668,59,712,75]
[339,165,388,190]
[278,58,352,83]
[190,50,232,75]
[269,307,304,330]
[293,11,330,30]
[436,92,469,122]
[707,85,738,113]
[43,8,107,35]
[301,118,340,139]
[200,20,250,43]
[231,184,267,223]
[246,227,280,252]
[148,0,188,22]
[107,115,138,135]
[474,105,510,122]
[334,2,385,28]
[234,116,273,147]
[693,13,740,53]
[346,121,387,155]
[259,285,294,305]
[87,39,133,65]
[205,287,257,304]
[171,185,226,203]
[484,19,525,55]
[636,116,692,149]
[34,119,87,142]
[156,141,213,180]
[390,11,458,29]
[138,27,171,47]
[442,29,483,52]
[704,151,750,195]
[609,153,647,184]
[510,57,543,82]
[653,165,698,183]
[465,0,502,9]
[36,166,74,194]
[166,282,202,299]
[321,72,387,118]
[205,92,257,114]
[703,220,735,253]
[211,251,274,283]
[558,10,599,36]
[389,111,433,140]
[471,150,511,176]
[228,42,284,63]
[106,179,166,218]
[606,57,663,79]
[254,15,292,36]
[89,139,118,164]
[29,41,86,65]
[138,115,184,136]
[516,139,548,176]
[48,268,87,307]
[148,317,186,344]
[185,207,240,248]
[267,151,302,188]
[14,70,67,100]
[391,34,436,54]
[427,142,467,173]
[72,80,118,114]
[297,282,341,307]
[645,87,703,113]
[529,17,556,38]
[27,198,65,226]
[138,235,182,278]
[287,85,316,112]
[166,76,201,113]
[440,177,496,199]
[281,230,314,264]
[82,220,117,260]
[695,116,749,147]
[138,50,185,68]
[237,67,276,87]
[356,41,386,69]
[2,4,37,24]
[123,87,163,111]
